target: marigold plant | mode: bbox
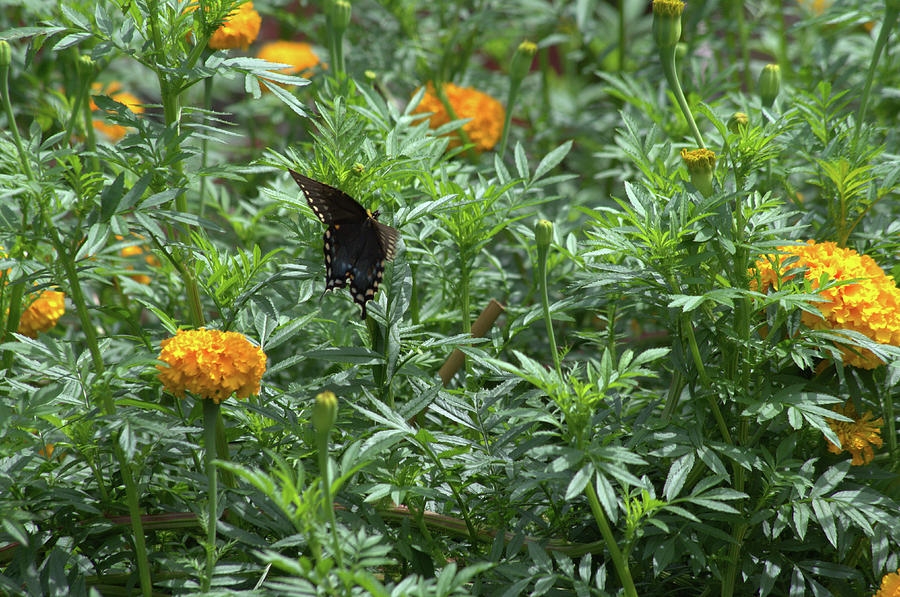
[17,289,65,338]
[825,401,883,465]
[157,328,267,403]
[752,240,900,368]
[90,82,144,142]
[256,40,320,91]
[207,1,261,50]
[411,82,505,152]
[875,568,900,597]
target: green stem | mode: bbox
[80,81,101,173]
[1,279,25,371]
[202,399,219,592]
[617,0,626,71]
[659,45,705,148]
[584,481,637,597]
[199,76,213,219]
[537,245,561,379]
[114,446,153,597]
[853,1,899,141]
[883,376,897,467]
[735,0,751,91]
[0,54,34,180]
[459,256,471,335]
[316,427,344,571]
[498,79,519,160]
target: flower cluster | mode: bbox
[411,82,505,152]
[18,289,65,338]
[208,1,261,50]
[256,40,321,91]
[875,569,900,597]
[826,401,883,466]
[157,328,267,403]
[752,240,900,368]
[90,82,144,143]
[116,234,159,285]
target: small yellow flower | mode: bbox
[116,234,159,285]
[652,0,685,49]
[752,241,900,369]
[18,289,65,338]
[411,83,505,152]
[90,82,145,143]
[208,1,261,50]
[875,569,900,597]
[157,328,267,403]
[826,402,883,466]
[256,40,321,91]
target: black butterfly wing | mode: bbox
[290,170,401,319]
[289,170,368,224]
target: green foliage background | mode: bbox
[0,0,898,595]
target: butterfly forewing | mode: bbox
[290,169,400,319]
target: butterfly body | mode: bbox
[290,170,399,318]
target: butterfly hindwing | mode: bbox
[291,170,400,319]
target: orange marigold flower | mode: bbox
[208,1,261,50]
[411,82,505,152]
[90,82,145,143]
[256,40,321,91]
[875,569,900,597]
[157,328,267,403]
[751,240,900,369]
[18,289,65,338]
[116,234,159,285]
[826,401,883,466]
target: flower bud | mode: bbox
[364,69,376,82]
[510,40,537,82]
[351,162,365,175]
[757,64,781,108]
[312,391,338,434]
[329,0,352,32]
[727,112,748,133]
[652,0,685,50]
[0,41,11,68]
[535,219,553,251]
[680,148,717,197]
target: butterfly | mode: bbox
[290,170,400,319]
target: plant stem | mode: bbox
[853,1,899,141]
[618,0,626,71]
[316,426,344,571]
[202,399,219,592]
[584,481,637,597]
[735,0,751,91]
[537,242,561,379]
[659,45,705,148]
[0,52,34,180]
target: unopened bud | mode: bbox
[330,0,352,32]
[0,41,11,68]
[727,112,748,133]
[758,64,781,108]
[652,0,685,50]
[510,40,537,82]
[680,148,717,197]
[312,391,338,434]
[535,219,553,251]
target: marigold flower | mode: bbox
[90,82,145,143]
[826,402,883,466]
[875,569,900,597]
[208,1,261,50]
[752,241,900,368]
[758,64,781,108]
[116,234,159,285]
[312,390,338,434]
[157,328,267,403]
[411,82,505,152]
[17,289,65,338]
[256,40,321,91]
[652,0,685,49]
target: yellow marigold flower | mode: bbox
[752,241,900,369]
[116,234,159,285]
[208,1,261,50]
[875,569,900,597]
[680,148,716,196]
[89,82,145,143]
[18,289,65,338]
[256,40,321,91]
[826,402,883,466]
[411,82,505,152]
[157,328,267,403]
